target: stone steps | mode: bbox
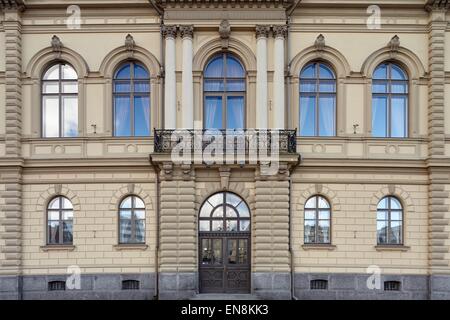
[190,294,260,300]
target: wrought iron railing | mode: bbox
[153,129,297,154]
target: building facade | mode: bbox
[0,0,450,300]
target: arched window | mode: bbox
[377,196,403,245]
[203,53,246,129]
[42,63,78,137]
[199,192,250,232]
[372,62,408,137]
[304,195,331,244]
[299,62,336,136]
[113,61,150,136]
[47,196,73,245]
[119,195,146,244]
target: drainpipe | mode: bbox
[149,155,161,300]
[289,155,301,300]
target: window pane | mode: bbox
[372,81,387,93]
[114,81,131,93]
[134,220,145,243]
[62,197,72,209]
[120,210,131,219]
[389,221,402,244]
[373,64,387,79]
[378,197,388,209]
[62,65,77,80]
[319,64,335,79]
[212,206,223,217]
[134,81,150,93]
[226,56,245,77]
[390,197,402,210]
[134,197,145,209]
[318,220,330,243]
[300,80,316,93]
[120,197,132,208]
[212,220,224,231]
[305,197,316,209]
[114,96,131,136]
[62,96,78,137]
[377,210,388,221]
[62,82,78,94]
[201,239,222,265]
[48,198,60,209]
[236,202,249,217]
[391,81,408,94]
[199,221,210,232]
[391,65,407,80]
[62,221,73,244]
[391,96,407,138]
[240,220,250,231]
[299,95,316,136]
[319,80,336,93]
[200,202,213,217]
[319,210,330,220]
[48,212,59,220]
[63,211,73,220]
[318,197,330,208]
[43,96,60,137]
[226,206,237,217]
[119,220,132,243]
[134,64,149,79]
[305,210,316,220]
[208,193,223,207]
[304,220,316,243]
[133,210,145,220]
[226,193,241,207]
[44,65,60,80]
[228,239,237,264]
[43,82,59,94]
[48,221,60,244]
[318,96,335,136]
[134,96,150,136]
[204,96,223,129]
[204,57,224,77]
[372,96,387,137]
[226,79,245,92]
[204,79,224,92]
[115,64,131,79]
[238,239,248,264]
[300,64,315,78]
[390,211,402,221]
[377,221,387,244]
[226,220,238,232]
[226,96,244,129]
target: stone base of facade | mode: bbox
[430,275,450,300]
[293,273,430,300]
[158,272,197,300]
[252,272,292,300]
[0,273,156,300]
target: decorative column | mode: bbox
[272,25,287,129]
[162,25,177,129]
[180,25,194,129]
[0,1,24,300]
[426,1,450,300]
[256,25,269,129]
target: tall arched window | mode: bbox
[372,62,408,138]
[304,195,331,244]
[47,196,73,245]
[113,61,150,136]
[377,196,403,245]
[203,53,246,129]
[42,63,78,137]
[299,62,336,136]
[119,195,146,244]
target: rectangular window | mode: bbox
[372,96,387,137]
[114,96,131,136]
[204,96,223,129]
[299,95,315,136]
[43,96,60,137]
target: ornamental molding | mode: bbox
[51,35,63,58]
[314,34,325,51]
[161,24,177,39]
[0,0,25,11]
[156,0,293,9]
[273,25,288,39]
[388,35,400,53]
[179,25,194,39]
[125,34,135,52]
[255,25,270,39]
[425,0,450,11]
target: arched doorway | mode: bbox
[198,192,251,293]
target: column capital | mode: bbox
[272,25,288,39]
[180,25,194,39]
[161,25,177,39]
[255,25,270,39]
[425,0,449,13]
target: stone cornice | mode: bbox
[157,0,293,8]
[426,0,450,11]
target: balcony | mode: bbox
[153,129,297,154]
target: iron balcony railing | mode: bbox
[153,129,297,154]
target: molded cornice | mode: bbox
[0,0,24,10]
[157,0,293,8]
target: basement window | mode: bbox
[122,280,140,290]
[384,281,401,291]
[310,279,328,290]
[48,281,66,291]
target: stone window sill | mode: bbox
[40,245,76,252]
[375,245,410,252]
[302,244,336,251]
[114,244,148,251]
